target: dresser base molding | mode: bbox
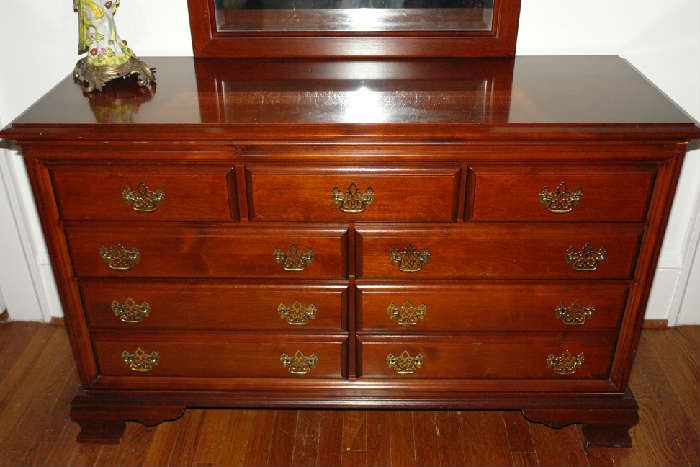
[70,389,638,446]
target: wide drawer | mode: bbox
[66,226,348,279]
[358,283,627,331]
[358,333,616,379]
[469,165,655,222]
[357,224,643,279]
[93,333,346,378]
[246,166,461,222]
[82,281,347,331]
[50,165,236,221]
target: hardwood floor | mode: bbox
[0,323,697,467]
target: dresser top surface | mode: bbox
[2,55,699,141]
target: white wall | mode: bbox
[0,0,698,322]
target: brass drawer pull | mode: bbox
[278,301,317,326]
[556,301,595,326]
[122,182,165,213]
[546,350,584,375]
[386,350,423,375]
[122,347,159,372]
[539,182,583,214]
[387,300,427,327]
[273,244,313,272]
[331,182,374,214]
[112,297,151,323]
[280,350,318,375]
[99,243,140,271]
[566,243,607,272]
[390,244,430,273]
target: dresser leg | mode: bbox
[71,393,186,444]
[521,391,639,448]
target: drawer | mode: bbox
[358,333,616,379]
[358,283,627,331]
[66,226,348,279]
[93,332,346,378]
[246,166,461,222]
[50,165,236,221]
[357,224,642,279]
[81,281,347,331]
[469,165,655,222]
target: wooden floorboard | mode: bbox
[0,323,698,467]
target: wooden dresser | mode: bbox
[1,56,698,447]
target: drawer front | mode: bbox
[357,224,642,279]
[94,333,346,378]
[82,281,347,331]
[51,165,236,221]
[246,166,461,222]
[66,226,347,279]
[469,166,655,222]
[359,333,616,379]
[358,283,627,331]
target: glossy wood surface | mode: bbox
[2,323,698,467]
[357,283,628,331]
[93,332,347,378]
[357,224,643,279]
[469,165,655,222]
[358,333,616,379]
[65,225,348,279]
[50,164,236,221]
[81,281,347,331]
[246,166,461,222]
[2,57,698,142]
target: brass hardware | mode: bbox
[546,350,584,375]
[121,347,159,372]
[390,244,430,273]
[387,300,427,327]
[278,301,318,326]
[556,301,595,326]
[280,350,318,375]
[122,181,165,213]
[99,243,140,271]
[539,182,583,214]
[273,244,314,272]
[112,297,151,323]
[566,243,607,272]
[331,182,375,213]
[386,350,423,375]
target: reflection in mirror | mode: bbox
[214,0,494,32]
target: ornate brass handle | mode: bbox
[556,301,595,326]
[99,243,140,271]
[122,182,165,213]
[331,182,375,214]
[122,347,159,372]
[278,301,317,326]
[273,244,313,272]
[112,297,151,323]
[386,350,423,375]
[390,244,430,273]
[280,350,318,375]
[539,181,583,214]
[566,243,607,272]
[387,300,427,327]
[546,350,584,375]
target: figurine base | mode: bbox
[73,56,155,93]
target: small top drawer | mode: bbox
[246,166,461,222]
[50,165,236,221]
[469,165,655,222]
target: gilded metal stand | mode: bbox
[73,56,155,93]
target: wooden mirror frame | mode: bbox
[187,0,521,58]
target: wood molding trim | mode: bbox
[642,319,668,329]
[49,316,64,327]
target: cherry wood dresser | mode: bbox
[1,56,698,447]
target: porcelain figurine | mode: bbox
[73,0,155,92]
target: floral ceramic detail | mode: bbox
[75,0,134,67]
